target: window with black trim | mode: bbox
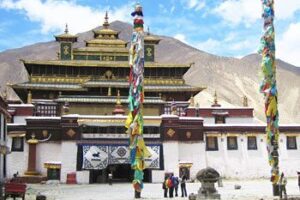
[227,136,238,150]
[11,137,24,152]
[206,136,218,151]
[287,136,297,150]
[215,116,225,124]
[247,136,257,150]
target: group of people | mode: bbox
[162,173,187,198]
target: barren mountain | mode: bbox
[0,21,299,123]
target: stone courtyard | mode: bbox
[7,178,299,200]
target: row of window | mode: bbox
[206,136,298,151]
[30,66,185,78]
[10,136,298,152]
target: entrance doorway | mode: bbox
[89,164,152,183]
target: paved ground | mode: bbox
[8,179,300,200]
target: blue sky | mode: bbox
[0,0,300,67]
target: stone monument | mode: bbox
[189,167,221,200]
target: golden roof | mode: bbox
[54,24,77,41]
[145,35,160,44]
[22,60,192,68]
[94,28,119,36]
[86,39,127,46]
[73,47,128,53]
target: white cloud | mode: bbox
[192,32,257,56]
[277,22,300,67]
[185,0,205,11]
[195,38,221,52]
[0,0,131,34]
[213,0,260,26]
[174,33,187,43]
[214,0,300,26]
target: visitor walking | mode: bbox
[180,173,187,197]
[279,172,287,199]
[162,176,168,198]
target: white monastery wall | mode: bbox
[6,138,28,178]
[60,141,77,183]
[278,135,300,177]
[226,117,255,124]
[178,142,206,179]
[162,142,179,177]
[203,117,255,124]
[204,134,300,179]
[36,142,62,175]
[13,116,27,124]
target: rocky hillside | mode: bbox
[0,21,299,123]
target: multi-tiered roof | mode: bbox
[12,13,204,116]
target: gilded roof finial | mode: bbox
[214,90,218,105]
[27,90,32,104]
[3,86,7,101]
[189,95,195,108]
[116,90,121,105]
[243,95,248,107]
[103,11,109,29]
[108,87,112,96]
[65,24,69,34]
[212,90,221,107]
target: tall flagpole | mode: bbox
[125,3,151,199]
[259,0,280,195]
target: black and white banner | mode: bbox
[82,145,160,169]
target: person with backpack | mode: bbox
[168,174,175,198]
[162,176,169,198]
[181,173,187,197]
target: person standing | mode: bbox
[181,173,187,197]
[168,174,175,198]
[279,172,287,199]
[297,171,300,191]
[174,176,179,197]
[108,172,113,185]
[162,176,168,198]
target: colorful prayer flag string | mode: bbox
[125,3,151,195]
[258,0,280,185]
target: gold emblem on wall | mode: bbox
[63,45,70,55]
[186,131,192,139]
[42,130,48,138]
[146,47,152,56]
[167,128,175,138]
[66,129,76,138]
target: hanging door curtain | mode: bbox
[82,145,160,170]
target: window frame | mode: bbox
[206,136,219,151]
[247,136,258,150]
[11,137,24,152]
[286,136,297,150]
[227,136,238,150]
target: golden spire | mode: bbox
[27,90,32,104]
[108,87,112,96]
[147,26,150,36]
[243,95,248,107]
[116,90,121,105]
[65,23,69,34]
[214,90,218,105]
[103,11,109,29]
[3,86,7,101]
[189,95,195,108]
